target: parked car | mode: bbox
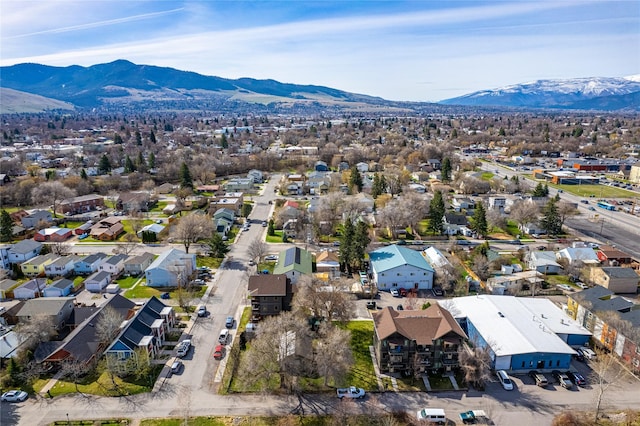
[262,221,268,227]
[213,344,225,360]
[160,292,170,299]
[432,286,444,297]
[399,288,407,297]
[577,347,596,360]
[390,289,400,297]
[417,408,446,424]
[218,329,230,344]
[573,352,585,362]
[566,371,587,387]
[170,360,183,374]
[225,316,235,328]
[552,370,573,389]
[1,390,28,402]
[396,304,404,311]
[197,306,207,317]
[459,410,489,425]
[557,284,574,292]
[176,339,191,357]
[528,370,548,387]
[191,279,205,286]
[264,254,278,261]
[336,386,365,399]
[496,370,514,390]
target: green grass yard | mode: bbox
[339,320,378,390]
[550,183,636,198]
[115,276,140,289]
[125,285,161,299]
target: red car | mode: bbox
[213,345,225,360]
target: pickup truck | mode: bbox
[336,386,365,399]
[459,410,488,424]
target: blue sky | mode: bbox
[1,1,638,101]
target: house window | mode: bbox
[556,360,560,367]
[410,273,414,276]
[548,360,552,367]
[522,361,525,368]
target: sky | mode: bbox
[1,0,639,102]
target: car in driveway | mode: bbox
[557,284,574,292]
[566,371,587,387]
[1,390,28,402]
[552,370,573,389]
[390,289,400,297]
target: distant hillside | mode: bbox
[0,87,74,114]
[0,60,397,113]
[439,77,640,111]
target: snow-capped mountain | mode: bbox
[440,77,640,111]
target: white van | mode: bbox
[416,408,446,424]
[218,329,230,344]
[496,369,514,390]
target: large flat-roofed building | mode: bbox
[449,295,591,373]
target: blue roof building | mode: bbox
[368,244,434,292]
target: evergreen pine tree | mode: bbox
[124,155,135,173]
[441,157,452,182]
[180,162,193,189]
[470,202,488,238]
[150,130,157,144]
[80,169,88,180]
[540,199,562,235]
[147,152,156,169]
[349,166,363,193]
[427,191,445,235]
[0,210,13,242]
[98,154,111,174]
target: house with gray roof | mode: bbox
[21,210,52,229]
[104,296,174,373]
[99,254,128,277]
[35,294,136,366]
[527,251,563,274]
[16,297,74,330]
[0,279,18,299]
[84,271,112,293]
[74,253,107,275]
[145,249,196,288]
[44,256,78,278]
[7,240,42,265]
[369,244,435,292]
[590,267,639,294]
[13,278,48,299]
[124,252,155,277]
[43,278,75,297]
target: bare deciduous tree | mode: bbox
[31,181,76,218]
[557,201,579,229]
[51,241,72,256]
[171,213,214,253]
[292,276,354,322]
[458,343,492,390]
[15,314,56,350]
[96,306,125,347]
[314,324,353,386]
[510,200,540,232]
[60,358,90,394]
[247,238,268,263]
[589,349,629,422]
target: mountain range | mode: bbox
[1,60,638,114]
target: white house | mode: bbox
[85,271,112,292]
[368,244,434,292]
[99,254,128,277]
[7,240,42,265]
[557,247,601,265]
[145,249,196,288]
[13,278,48,299]
[527,251,563,274]
[44,256,78,278]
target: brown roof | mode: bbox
[248,274,288,296]
[373,305,467,345]
[598,245,631,259]
[315,250,339,263]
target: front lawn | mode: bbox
[480,172,495,181]
[339,320,378,391]
[265,230,284,243]
[46,367,161,397]
[125,285,161,299]
[197,256,222,269]
[148,201,169,213]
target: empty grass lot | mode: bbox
[550,183,636,198]
[124,285,161,299]
[339,320,378,391]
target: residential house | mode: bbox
[90,217,124,241]
[0,279,18,299]
[34,227,73,242]
[74,221,93,235]
[0,244,10,269]
[35,295,137,366]
[423,247,453,270]
[278,205,301,224]
[44,256,78,278]
[209,196,243,215]
[557,247,601,266]
[225,178,254,192]
[74,253,107,275]
[123,252,155,277]
[104,296,175,373]
[145,249,196,288]
[247,274,292,321]
[527,251,563,274]
[99,254,128,278]
[488,197,506,212]
[451,197,475,211]
[212,208,235,236]
[314,161,329,172]
[315,250,341,280]
[486,270,544,295]
[282,219,299,239]
[84,271,112,293]
[21,210,53,229]
[137,223,164,238]
[590,267,639,294]
[21,253,57,277]
[356,162,369,173]
[444,214,470,236]
[12,278,48,299]
[247,169,264,183]
[597,245,633,266]
[567,286,640,373]
[43,278,75,297]
[352,193,375,213]
[273,247,313,284]
[16,297,75,330]
[369,244,435,292]
[519,222,546,236]
[372,305,467,375]
[117,192,153,213]
[7,240,42,265]
[0,174,10,185]
[59,194,104,215]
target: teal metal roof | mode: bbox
[369,245,434,273]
